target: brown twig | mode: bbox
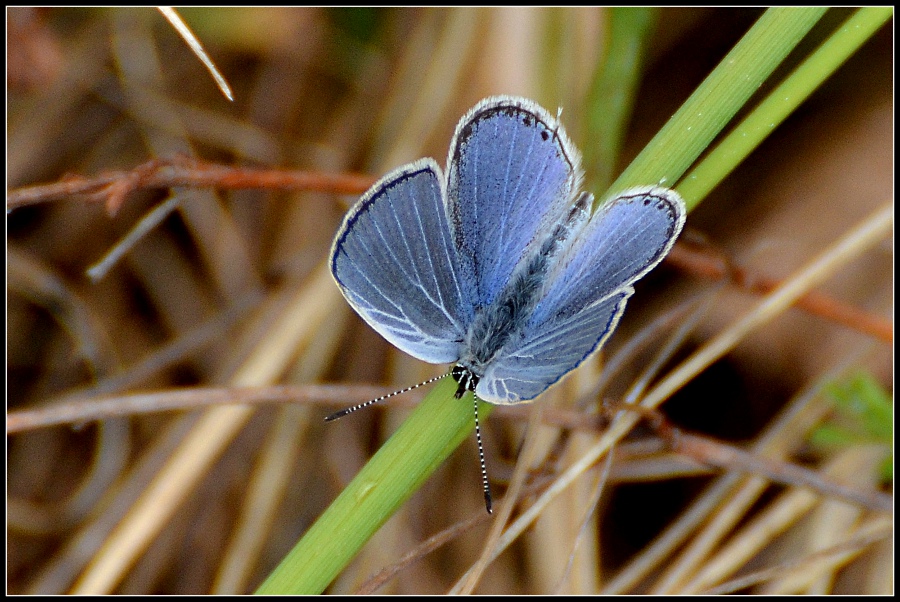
[355,514,491,594]
[5,383,608,435]
[10,158,890,344]
[650,413,892,513]
[6,155,376,214]
[11,379,889,513]
[667,240,892,343]
[6,384,407,433]
[355,475,560,594]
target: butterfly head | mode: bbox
[451,364,480,400]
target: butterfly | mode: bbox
[327,96,685,512]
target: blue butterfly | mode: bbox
[328,96,685,511]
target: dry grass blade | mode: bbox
[157,7,233,101]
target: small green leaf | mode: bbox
[810,370,892,484]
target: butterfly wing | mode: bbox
[446,96,582,308]
[477,187,686,404]
[477,290,631,403]
[330,159,473,364]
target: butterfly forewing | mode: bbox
[330,159,471,364]
[446,97,581,309]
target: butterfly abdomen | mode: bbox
[459,191,591,376]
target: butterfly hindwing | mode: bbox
[476,290,631,404]
[530,188,686,327]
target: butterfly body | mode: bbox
[455,190,593,398]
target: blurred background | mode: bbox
[7,7,892,594]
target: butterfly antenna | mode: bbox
[324,374,449,422]
[473,394,493,514]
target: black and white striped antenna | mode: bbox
[324,374,447,422]
[325,371,495,514]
